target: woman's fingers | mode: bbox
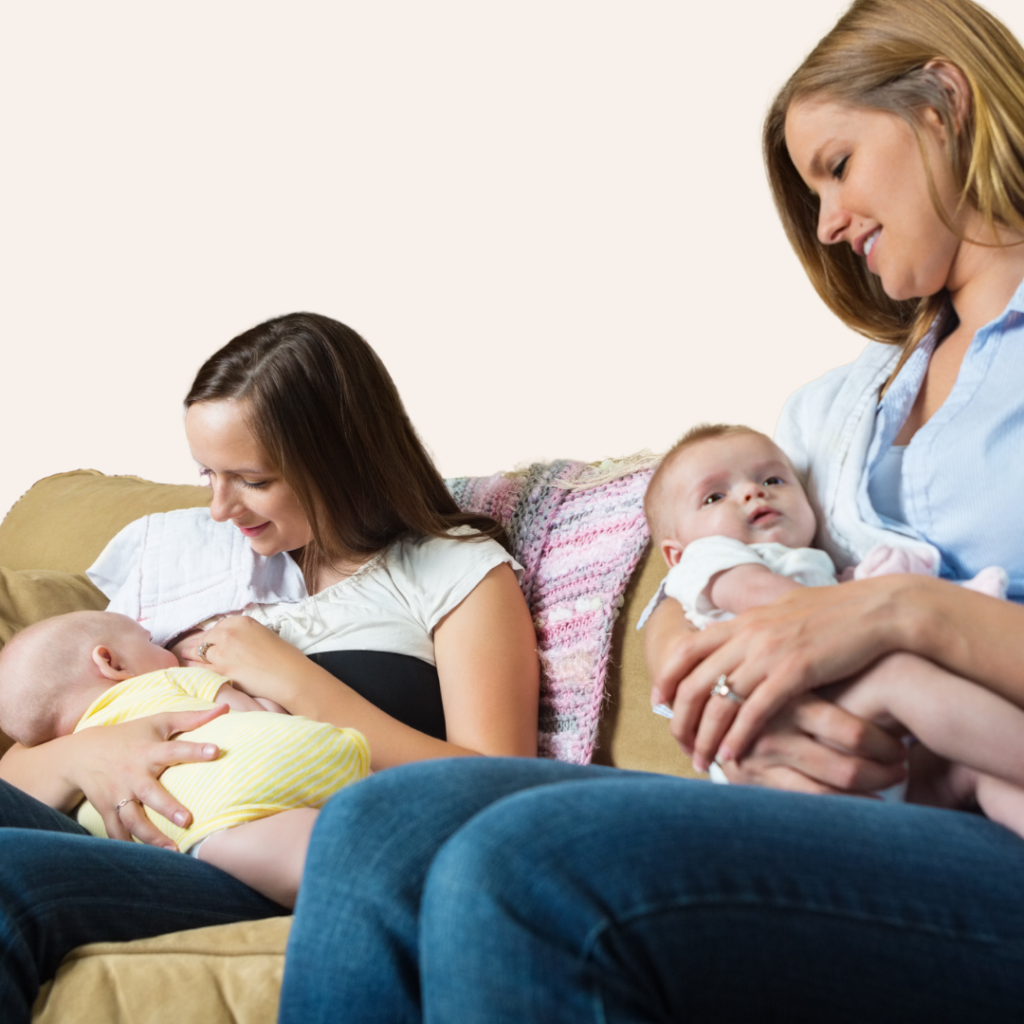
[684,675,744,771]
[643,601,731,707]
[155,705,229,745]
[99,801,133,843]
[715,669,805,763]
[88,708,226,849]
[719,758,851,796]
[790,695,907,765]
[724,696,908,794]
[106,798,179,850]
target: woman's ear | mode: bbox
[91,645,133,682]
[923,59,972,134]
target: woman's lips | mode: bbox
[238,522,270,538]
[864,228,881,272]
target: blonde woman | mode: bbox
[272,1,1024,1020]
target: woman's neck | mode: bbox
[893,218,1024,447]
[309,554,375,595]
[945,215,1024,338]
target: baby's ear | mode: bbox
[661,539,685,568]
[91,645,133,682]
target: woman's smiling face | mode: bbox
[186,399,313,558]
[784,97,963,301]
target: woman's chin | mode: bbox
[877,268,945,304]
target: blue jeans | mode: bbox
[282,758,1024,1023]
[0,779,284,1023]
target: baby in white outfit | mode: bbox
[644,423,1024,838]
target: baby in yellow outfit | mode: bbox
[0,610,369,908]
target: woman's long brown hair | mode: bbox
[763,0,1024,382]
[186,313,507,582]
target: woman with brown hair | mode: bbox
[0,313,538,1022]
[262,0,1024,1019]
[174,313,539,774]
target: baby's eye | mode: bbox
[702,493,724,506]
[830,156,849,181]
[763,476,784,486]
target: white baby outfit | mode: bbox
[663,537,837,630]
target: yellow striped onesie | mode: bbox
[74,667,369,852]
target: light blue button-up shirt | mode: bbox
[859,275,1024,602]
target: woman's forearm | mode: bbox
[196,566,540,768]
[255,657,480,769]
[894,575,1024,707]
[0,738,82,811]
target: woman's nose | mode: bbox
[816,191,850,246]
[208,481,242,522]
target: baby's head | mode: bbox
[645,424,817,567]
[0,611,178,747]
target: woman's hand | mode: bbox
[716,694,907,795]
[644,588,908,792]
[661,577,910,770]
[70,708,226,847]
[179,616,304,704]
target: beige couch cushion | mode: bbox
[32,918,291,1024]
[0,469,211,574]
[594,546,704,779]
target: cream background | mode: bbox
[3,1,1022,521]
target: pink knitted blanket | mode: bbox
[447,461,652,764]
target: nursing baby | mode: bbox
[0,610,369,907]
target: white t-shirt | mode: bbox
[248,527,522,666]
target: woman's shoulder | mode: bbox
[784,342,897,414]
[389,527,520,580]
[776,342,899,467]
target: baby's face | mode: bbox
[661,433,817,557]
[107,615,180,676]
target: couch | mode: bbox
[0,468,701,1024]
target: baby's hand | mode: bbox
[212,683,289,715]
[253,696,290,714]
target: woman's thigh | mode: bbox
[419,775,1024,1023]
[281,757,619,1024]
[0,780,284,1024]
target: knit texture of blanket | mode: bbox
[447,461,652,764]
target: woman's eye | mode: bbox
[702,493,724,506]
[764,476,784,486]
[831,156,849,180]
[240,479,269,490]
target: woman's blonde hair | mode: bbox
[764,0,1024,363]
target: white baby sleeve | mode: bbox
[665,537,770,622]
[754,544,838,589]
